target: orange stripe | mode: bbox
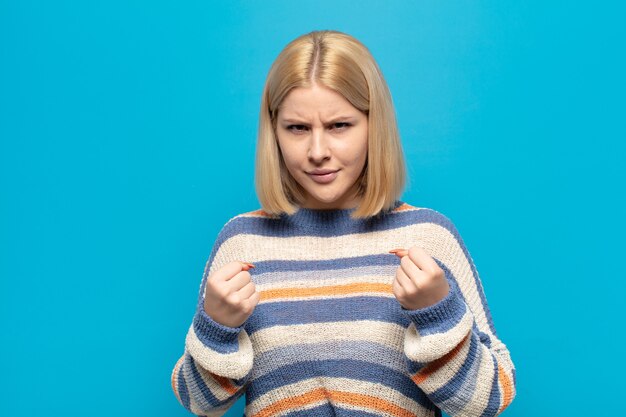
[260,282,392,301]
[212,372,240,395]
[251,388,417,417]
[497,364,514,413]
[411,332,470,385]
[246,209,276,218]
[392,203,415,212]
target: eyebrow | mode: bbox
[280,116,356,124]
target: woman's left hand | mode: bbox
[389,246,450,310]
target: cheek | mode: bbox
[344,131,369,165]
[277,143,304,171]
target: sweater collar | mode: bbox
[280,200,404,233]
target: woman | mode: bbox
[171,30,516,417]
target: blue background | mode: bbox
[1,1,624,416]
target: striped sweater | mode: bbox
[171,201,516,416]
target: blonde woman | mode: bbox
[171,30,516,417]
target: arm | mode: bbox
[401,212,516,416]
[171,221,254,416]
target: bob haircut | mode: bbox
[255,30,407,219]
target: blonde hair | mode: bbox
[255,30,407,219]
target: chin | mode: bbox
[307,196,349,209]
[309,192,341,202]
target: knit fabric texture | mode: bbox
[171,201,516,417]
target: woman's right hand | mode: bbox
[203,261,260,328]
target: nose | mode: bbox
[307,128,331,163]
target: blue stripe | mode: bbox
[282,402,385,417]
[253,263,397,285]
[221,200,406,239]
[246,358,432,408]
[213,200,415,245]
[475,321,492,348]
[246,295,410,332]
[187,355,224,408]
[251,253,400,275]
[406,357,428,375]
[254,340,407,379]
[192,308,242,354]
[177,362,191,411]
[479,354,502,417]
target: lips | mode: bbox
[308,169,338,175]
[307,169,339,184]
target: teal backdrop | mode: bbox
[1,1,624,416]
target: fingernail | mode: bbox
[240,262,256,271]
[389,248,408,257]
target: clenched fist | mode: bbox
[203,260,260,328]
[389,246,450,310]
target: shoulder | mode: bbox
[214,208,279,240]
[391,201,458,232]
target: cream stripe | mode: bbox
[246,376,426,417]
[256,273,393,291]
[254,264,396,285]
[185,323,253,380]
[259,293,396,304]
[404,309,473,363]
[249,320,405,356]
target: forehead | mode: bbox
[278,85,358,119]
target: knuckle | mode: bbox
[392,282,402,297]
[207,275,218,287]
[212,285,226,298]
[242,299,255,314]
[435,266,445,279]
[226,292,241,305]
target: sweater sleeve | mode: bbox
[171,220,254,416]
[401,212,516,416]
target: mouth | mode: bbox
[307,170,339,184]
[307,169,339,175]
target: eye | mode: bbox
[286,124,308,134]
[331,122,351,131]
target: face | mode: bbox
[275,84,369,210]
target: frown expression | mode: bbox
[275,84,368,210]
